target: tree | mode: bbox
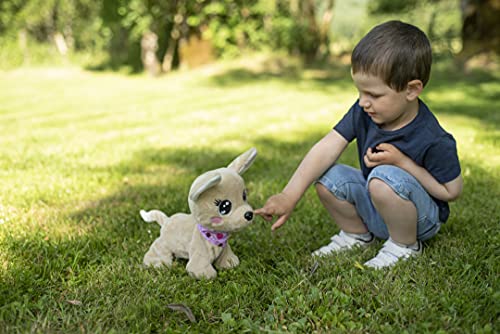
[457,0,500,62]
[368,0,500,62]
[0,0,339,71]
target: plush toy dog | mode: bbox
[140,147,257,279]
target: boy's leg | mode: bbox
[312,164,377,256]
[316,183,368,234]
[368,178,417,245]
[364,165,442,268]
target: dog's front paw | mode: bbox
[187,265,217,280]
[144,251,173,267]
[186,259,218,279]
[216,252,240,269]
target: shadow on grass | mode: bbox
[2,131,499,331]
[2,56,499,332]
[28,132,360,264]
[205,56,353,94]
[4,122,498,265]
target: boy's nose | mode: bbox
[359,97,371,109]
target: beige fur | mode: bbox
[140,148,257,279]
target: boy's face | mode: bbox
[351,71,418,131]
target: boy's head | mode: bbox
[351,21,432,92]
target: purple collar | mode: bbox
[197,224,229,247]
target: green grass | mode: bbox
[0,55,498,333]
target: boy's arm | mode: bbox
[365,143,463,202]
[255,130,349,230]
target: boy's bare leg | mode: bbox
[368,179,417,245]
[315,183,368,234]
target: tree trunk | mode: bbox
[298,0,335,62]
[53,32,68,56]
[302,0,320,62]
[457,0,500,63]
[162,32,179,73]
[141,31,161,77]
[317,0,335,60]
[18,29,29,64]
[162,0,183,73]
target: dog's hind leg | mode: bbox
[143,238,174,267]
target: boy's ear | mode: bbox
[406,80,423,101]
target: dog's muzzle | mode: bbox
[244,211,253,221]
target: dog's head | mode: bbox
[188,148,257,232]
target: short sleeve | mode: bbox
[334,102,358,142]
[423,134,461,184]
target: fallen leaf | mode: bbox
[354,261,365,270]
[167,303,197,323]
[67,300,82,306]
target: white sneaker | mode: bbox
[364,239,422,269]
[312,231,375,257]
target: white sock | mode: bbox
[391,238,420,251]
[344,231,374,242]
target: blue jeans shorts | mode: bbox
[316,164,441,241]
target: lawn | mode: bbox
[0,55,498,333]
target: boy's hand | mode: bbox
[255,193,295,231]
[364,143,409,168]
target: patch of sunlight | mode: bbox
[3,66,84,79]
[0,205,90,240]
[479,81,500,94]
[426,90,467,101]
[443,114,500,169]
[0,204,17,228]
[435,113,481,129]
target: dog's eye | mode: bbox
[218,200,232,215]
[243,190,247,202]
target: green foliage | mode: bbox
[0,0,337,70]
[0,56,498,332]
[202,1,267,58]
[365,0,462,55]
[267,14,319,58]
[368,0,419,14]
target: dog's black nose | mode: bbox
[244,211,253,221]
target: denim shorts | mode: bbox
[316,164,441,241]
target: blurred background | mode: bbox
[0,0,498,73]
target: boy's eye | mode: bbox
[360,92,381,99]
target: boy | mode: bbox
[255,21,463,269]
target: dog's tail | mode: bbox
[140,209,169,227]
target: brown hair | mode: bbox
[351,20,432,91]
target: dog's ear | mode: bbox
[189,174,222,202]
[227,147,257,175]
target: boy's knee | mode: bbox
[368,165,417,201]
[315,182,332,200]
[368,177,396,203]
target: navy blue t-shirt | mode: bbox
[334,99,461,222]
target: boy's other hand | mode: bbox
[255,193,294,231]
[364,143,408,168]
